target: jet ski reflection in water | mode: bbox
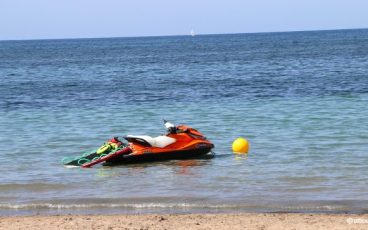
[62,121,215,168]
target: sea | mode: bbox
[0,29,368,215]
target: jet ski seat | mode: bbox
[124,135,176,148]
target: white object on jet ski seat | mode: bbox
[164,121,175,129]
[126,135,176,148]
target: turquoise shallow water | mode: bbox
[0,29,368,215]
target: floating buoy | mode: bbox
[232,137,249,154]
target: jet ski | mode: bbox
[62,121,214,168]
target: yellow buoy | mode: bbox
[232,137,249,154]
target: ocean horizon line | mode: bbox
[0,27,367,42]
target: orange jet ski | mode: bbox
[104,120,215,166]
[63,121,214,168]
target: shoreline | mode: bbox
[1,213,368,229]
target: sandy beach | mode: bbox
[1,213,368,230]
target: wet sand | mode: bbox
[1,213,368,230]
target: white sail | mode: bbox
[190,29,195,37]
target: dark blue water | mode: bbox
[1,29,368,215]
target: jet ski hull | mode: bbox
[104,147,213,165]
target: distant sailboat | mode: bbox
[190,29,195,37]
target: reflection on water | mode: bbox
[234,154,248,161]
[95,168,120,178]
[175,159,211,175]
[94,158,214,178]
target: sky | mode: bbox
[0,0,368,40]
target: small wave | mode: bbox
[0,203,239,210]
[0,201,365,214]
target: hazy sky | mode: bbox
[1,0,367,40]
